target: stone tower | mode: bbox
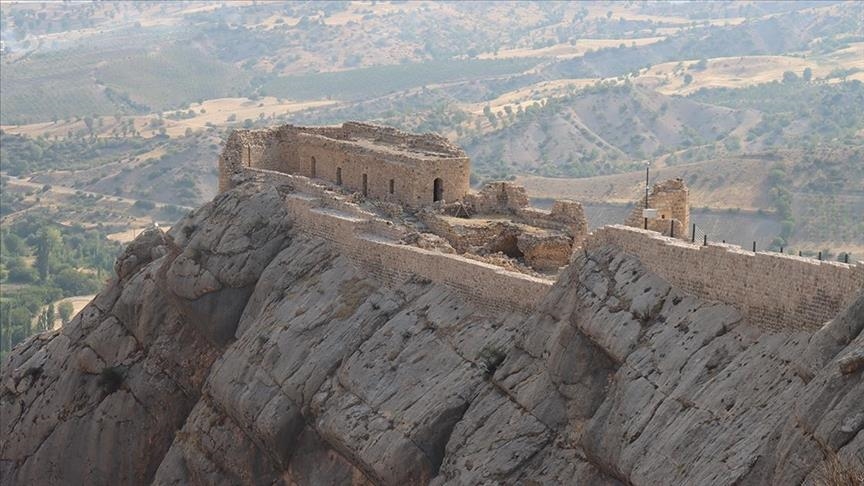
[625,178,690,238]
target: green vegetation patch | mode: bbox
[0,213,121,360]
[261,58,542,101]
[97,47,250,111]
[0,132,159,176]
[1,44,249,124]
[688,80,864,146]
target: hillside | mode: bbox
[462,84,750,179]
[2,180,862,484]
[518,147,864,254]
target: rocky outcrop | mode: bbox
[2,180,861,485]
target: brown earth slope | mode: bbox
[1,180,862,485]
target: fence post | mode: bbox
[845,253,849,264]
[799,250,802,257]
[691,224,696,243]
[670,220,674,238]
[753,241,756,253]
[818,251,822,261]
[780,246,784,253]
[703,234,707,246]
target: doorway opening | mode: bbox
[433,178,444,202]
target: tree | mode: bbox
[53,268,99,295]
[58,301,75,324]
[683,73,693,85]
[782,71,799,83]
[35,227,62,281]
[83,116,94,137]
[37,304,55,332]
[803,67,813,82]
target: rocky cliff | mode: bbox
[2,181,862,485]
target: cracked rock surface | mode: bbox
[2,181,862,485]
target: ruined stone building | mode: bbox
[219,122,470,208]
[624,178,690,238]
[216,121,863,330]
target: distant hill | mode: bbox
[462,84,749,180]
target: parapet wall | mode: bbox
[245,171,554,313]
[585,225,864,331]
[283,194,553,313]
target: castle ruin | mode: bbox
[219,122,470,208]
[217,121,863,332]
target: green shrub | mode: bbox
[477,345,506,375]
[98,366,126,394]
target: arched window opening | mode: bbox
[389,179,395,194]
[362,173,368,196]
[433,178,444,202]
[310,156,316,177]
[336,167,342,185]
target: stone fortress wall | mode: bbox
[241,169,554,313]
[219,122,471,208]
[586,224,864,331]
[221,123,862,331]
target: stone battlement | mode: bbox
[584,225,864,331]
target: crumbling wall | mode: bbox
[517,233,574,272]
[218,129,274,192]
[515,200,589,241]
[625,178,690,239]
[585,225,864,331]
[282,192,553,313]
[465,181,531,214]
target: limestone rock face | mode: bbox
[2,180,862,485]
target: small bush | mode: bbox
[132,200,156,211]
[477,345,506,375]
[813,444,864,486]
[98,366,126,394]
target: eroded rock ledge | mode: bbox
[2,180,861,485]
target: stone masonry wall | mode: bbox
[463,182,589,242]
[219,123,470,208]
[240,169,553,312]
[283,193,553,313]
[626,178,690,239]
[465,181,531,214]
[585,225,864,331]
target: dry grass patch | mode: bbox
[637,44,864,95]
